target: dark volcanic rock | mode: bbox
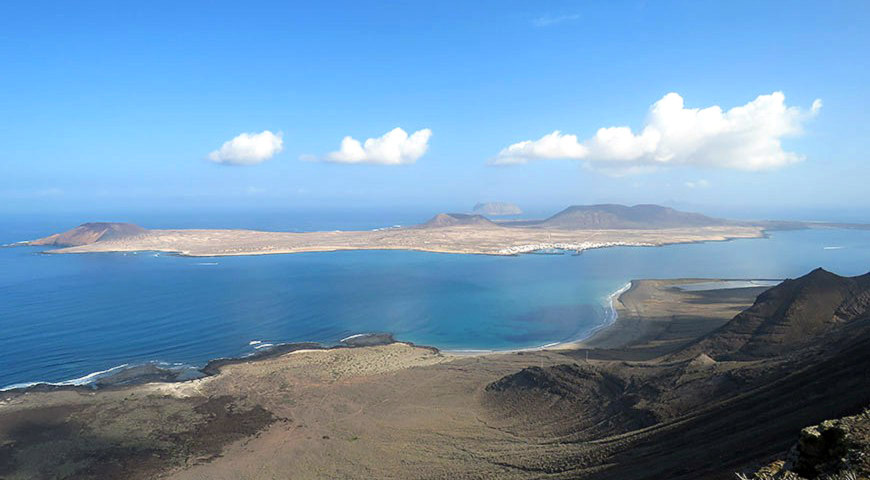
[685,268,870,360]
[742,409,870,479]
[340,333,396,347]
[0,396,275,480]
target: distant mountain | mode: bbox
[472,202,522,216]
[420,213,499,228]
[29,222,147,247]
[685,268,870,360]
[535,204,727,229]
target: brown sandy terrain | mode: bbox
[1,271,868,479]
[568,279,772,359]
[37,224,764,257]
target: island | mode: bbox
[25,204,771,257]
[472,201,523,216]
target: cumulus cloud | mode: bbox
[492,131,587,165]
[491,92,821,173]
[208,130,283,165]
[320,127,432,165]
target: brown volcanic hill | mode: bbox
[535,204,728,229]
[419,213,499,228]
[29,222,147,247]
[684,268,870,361]
[484,363,657,441]
[482,268,870,478]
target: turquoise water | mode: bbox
[1,221,869,389]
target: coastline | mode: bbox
[0,276,780,479]
[448,281,635,356]
[557,280,634,348]
[573,278,778,355]
[29,224,767,257]
[0,267,787,393]
[0,282,640,392]
[0,334,420,394]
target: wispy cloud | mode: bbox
[685,179,710,189]
[532,13,580,28]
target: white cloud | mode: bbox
[491,131,587,165]
[320,127,432,165]
[208,130,283,165]
[685,179,710,189]
[492,92,821,174]
[532,14,580,27]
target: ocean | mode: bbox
[1,213,869,389]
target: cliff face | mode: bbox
[29,222,147,247]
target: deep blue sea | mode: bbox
[1,213,869,389]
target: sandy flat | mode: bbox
[43,224,765,257]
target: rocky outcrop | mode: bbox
[740,409,870,479]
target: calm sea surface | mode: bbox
[1,214,869,389]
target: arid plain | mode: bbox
[39,224,765,257]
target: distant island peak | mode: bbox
[472,202,522,216]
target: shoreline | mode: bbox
[0,261,787,394]
[0,334,427,395]
[0,281,652,393]
[446,281,635,356]
[40,234,757,258]
[0,269,856,480]
[26,224,767,257]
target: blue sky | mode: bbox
[1,1,869,221]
